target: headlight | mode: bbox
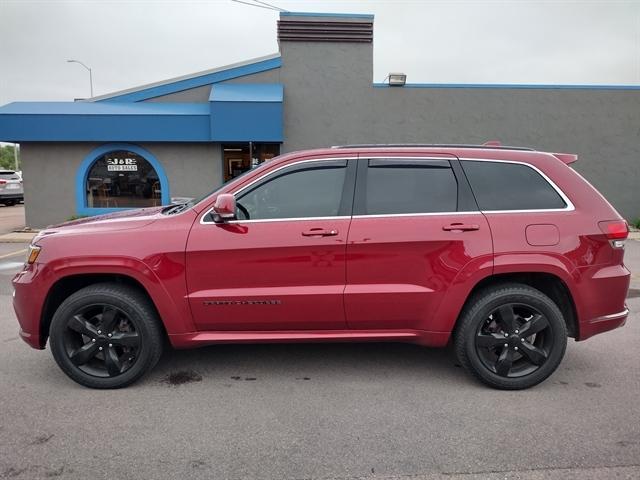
[26,244,41,265]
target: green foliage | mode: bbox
[0,145,20,171]
[632,218,640,230]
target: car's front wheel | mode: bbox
[455,283,567,390]
[49,283,164,388]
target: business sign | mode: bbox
[107,156,138,172]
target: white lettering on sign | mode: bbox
[107,165,138,171]
[107,157,138,172]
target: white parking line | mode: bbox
[0,261,24,271]
[0,248,26,260]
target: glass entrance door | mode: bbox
[222,143,280,182]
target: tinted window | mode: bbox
[462,160,566,211]
[236,162,347,220]
[0,171,19,180]
[86,150,161,208]
[364,160,458,214]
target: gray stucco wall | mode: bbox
[277,34,639,220]
[279,41,374,152]
[145,85,212,103]
[145,68,282,103]
[369,88,640,221]
[21,143,90,227]
[21,142,222,227]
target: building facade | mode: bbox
[0,11,638,227]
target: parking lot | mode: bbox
[0,203,25,235]
[0,231,638,479]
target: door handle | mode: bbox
[301,228,339,237]
[442,223,480,232]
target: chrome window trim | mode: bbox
[457,157,575,213]
[216,215,351,225]
[200,155,575,225]
[352,211,482,219]
[200,157,354,225]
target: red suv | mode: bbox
[13,144,631,389]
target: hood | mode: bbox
[42,206,164,235]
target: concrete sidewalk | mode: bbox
[0,231,37,243]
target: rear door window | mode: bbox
[360,159,458,215]
[461,160,567,211]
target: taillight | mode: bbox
[0,179,6,185]
[598,220,628,248]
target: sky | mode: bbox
[0,0,639,105]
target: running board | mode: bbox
[169,329,450,348]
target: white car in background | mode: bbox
[0,169,23,206]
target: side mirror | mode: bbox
[212,193,236,222]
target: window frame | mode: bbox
[201,157,358,224]
[75,143,170,216]
[352,156,478,217]
[459,158,574,213]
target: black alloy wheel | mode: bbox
[49,283,164,389]
[63,304,141,377]
[475,303,552,378]
[455,283,567,390]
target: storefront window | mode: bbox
[86,150,161,208]
[223,143,280,182]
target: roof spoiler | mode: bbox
[552,152,578,165]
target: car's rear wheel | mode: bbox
[455,283,567,390]
[2,200,16,206]
[49,283,164,389]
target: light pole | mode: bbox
[66,59,94,98]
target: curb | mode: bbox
[0,232,37,243]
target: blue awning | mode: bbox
[0,102,211,142]
[209,84,283,142]
[0,84,284,143]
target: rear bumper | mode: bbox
[0,193,23,201]
[578,307,629,341]
[575,263,631,341]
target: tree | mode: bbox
[0,144,20,171]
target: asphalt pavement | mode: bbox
[0,204,25,235]
[0,240,638,480]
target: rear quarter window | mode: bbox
[461,160,567,211]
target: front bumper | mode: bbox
[12,263,48,350]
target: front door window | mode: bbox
[236,161,347,220]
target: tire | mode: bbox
[455,283,567,390]
[4,200,16,206]
[49,283,164,389]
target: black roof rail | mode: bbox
[330,143,535,151]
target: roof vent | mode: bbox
[278,18,373,43]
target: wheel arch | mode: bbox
[453,271,579,340]
[40,272,170,348]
